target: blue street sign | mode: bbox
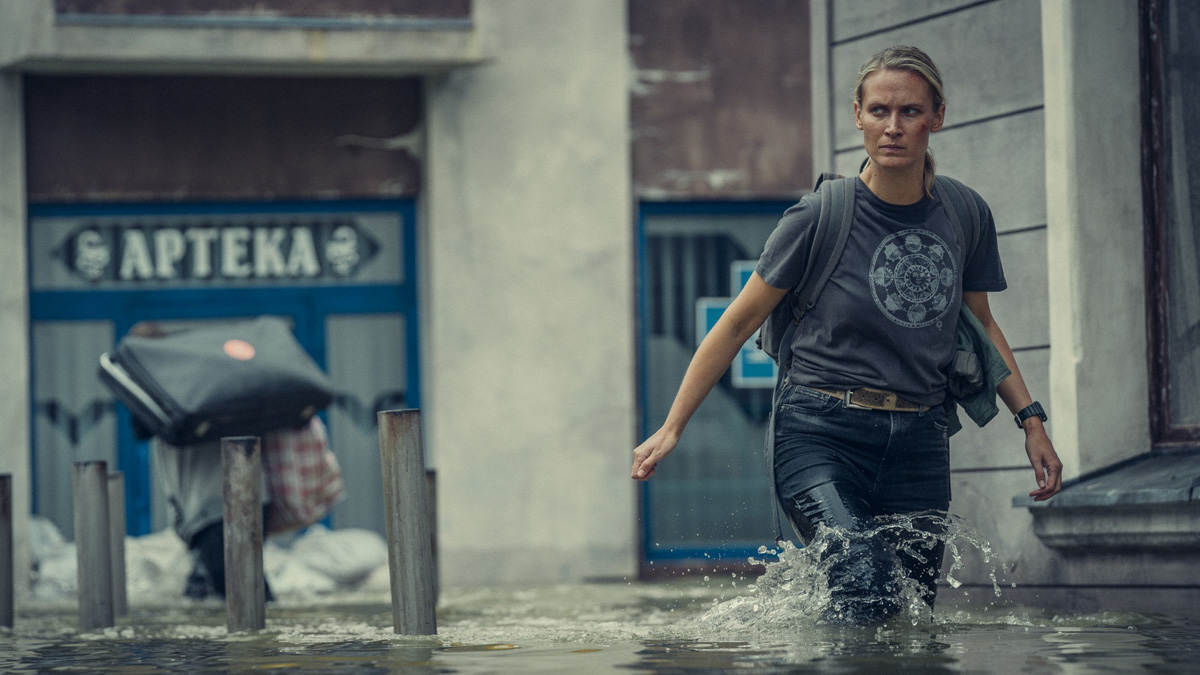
[694,261,776,388]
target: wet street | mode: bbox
[4,577,1199,673]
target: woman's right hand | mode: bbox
[631,273,787,482]
[631,427,680,481]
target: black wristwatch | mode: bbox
[1014,401,1047,429]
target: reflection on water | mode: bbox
[3,514,1199,673]
[1,586,1197,673]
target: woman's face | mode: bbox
[854,69,945,174]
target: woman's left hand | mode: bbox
[1025,428,1063,501]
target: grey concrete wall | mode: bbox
[424,0,636,585]
[1042,0,1149,476]
[0,74,32,598]
[0,0,490,76]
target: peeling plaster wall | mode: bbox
[0,74,32,600]
[630,0,811,200]
[24,76,423,203]
[424,0,636,585]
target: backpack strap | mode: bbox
[766,174,856,545]
[933,174,982,269]
[788,176,856,328]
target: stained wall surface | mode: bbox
[630,0,811,199]
[423,0,636,585]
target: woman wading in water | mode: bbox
[632,45,1062,625]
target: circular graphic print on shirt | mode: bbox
[868,229,957,329]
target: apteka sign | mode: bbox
[55,219,380,284]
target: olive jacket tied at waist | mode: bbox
[943,304,1011,436]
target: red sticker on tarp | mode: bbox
[223,339,256,361]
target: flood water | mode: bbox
[6,581,1200,671]
[3,581,1199,673]
[5,519,1199,673]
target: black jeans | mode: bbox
[188,506,274,601]
[773,383,951,624]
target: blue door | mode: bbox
[637,200,793,567]
[28,199,419,540]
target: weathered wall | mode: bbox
[24,75,422,202]
[424,0,636,585]
[630,0,811,199]
[0,74,32,601]
[53,0,470,19]
[1042,0,1148,477]
[0,0,489,76]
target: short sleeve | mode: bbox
[961,198,1007,293]
[755,197,820,291]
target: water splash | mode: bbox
[694,512,1002,633]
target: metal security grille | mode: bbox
[638,203,790,566]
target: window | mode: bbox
[1144,0,1200,444]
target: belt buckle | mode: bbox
[842,389,873,410]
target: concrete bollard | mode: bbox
[1,474,12,628]
[222,437,265,633]
[107,472,128,616]
[378,409,437,635]
[73,461,114,631]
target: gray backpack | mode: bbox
[756,172,986,373]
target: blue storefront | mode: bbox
[28,199,420,540]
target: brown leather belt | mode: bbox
[811,386,929,412]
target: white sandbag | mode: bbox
[288,525,388,586]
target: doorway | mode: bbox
[28,199,419,540]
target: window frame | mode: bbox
[1142,0,1200,446]
[635,199,795,578]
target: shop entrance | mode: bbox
[28,200,419,540]
[637,201,792,567]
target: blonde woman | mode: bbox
[633,46,1062,625]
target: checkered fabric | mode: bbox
[262,416,345,534]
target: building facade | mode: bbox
[2,0,640,591]
[2,0,1197,612]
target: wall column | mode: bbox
[1042,0,1149,477]
[423,0,636,585]
[809,0,834,175]
[0,73,31,600]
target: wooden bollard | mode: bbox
[73,461,114,631]
[107,472,128,616]
[425,469,438,600]
[378,409,437,635]
[1,474,13,628]
[222,437,265,633]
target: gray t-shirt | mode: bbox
[755,177,1007,406]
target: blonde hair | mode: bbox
[854,46,946,197]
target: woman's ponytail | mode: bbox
[923,149,936,198]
